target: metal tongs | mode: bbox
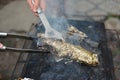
[0,32,49,53]
[32,0,64,40]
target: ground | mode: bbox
[0,36,25,80]
[0,0,120,80]
[0,0,28,79]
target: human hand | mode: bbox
[27,0,46,16]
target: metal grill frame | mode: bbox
[11,20,115,80]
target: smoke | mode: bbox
[44,0,69,40]
[35,1,106,78]
[45,0,65,17]
[47,17,69,33]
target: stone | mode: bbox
[88,9,107,20]
[64,0,95,15]
[105,17,120,30]
[99,0,120,14]
[88,0,106,4]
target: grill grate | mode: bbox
[12,20,115,80]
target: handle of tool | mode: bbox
[32,0,42,14]
[32,0,52,30]
[0,42,6,50]
[0,32,36,39]
[0,47,49,53]
[5,47,49,53]
[0,43,49,53]
[0,32,7,37]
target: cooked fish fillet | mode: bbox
[37,25,98,66]
[37,38,98,66]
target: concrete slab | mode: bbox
[0,0,39,32]
[65,0,95,15]
[64,0,120,20]
[88,0,105,4]
[0,0,120,31]
[99,0,120,14]
[105,18,120,30]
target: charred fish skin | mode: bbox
[40,39,98,66]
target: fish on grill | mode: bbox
[37,37,98,66]
[67,25,87,39]
[37,25,98,66]
[62,25,88,43]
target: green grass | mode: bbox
[105,13,120,20]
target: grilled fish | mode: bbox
[37,25,98,66]
[68,25,87,39]
[63,25,87,43]
[37,38,98,66]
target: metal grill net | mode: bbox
[21,20,109,80]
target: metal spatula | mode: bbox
[32,0,64,40]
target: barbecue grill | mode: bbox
[9,20,115,80]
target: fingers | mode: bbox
[34,12,39,16]
[40,0,46,11]
[33,0,46,16]
[33,0,39,16]
[33,0,46,12]
[27,0,46,16]
[33,0,39,12]
[0,42,3,49]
